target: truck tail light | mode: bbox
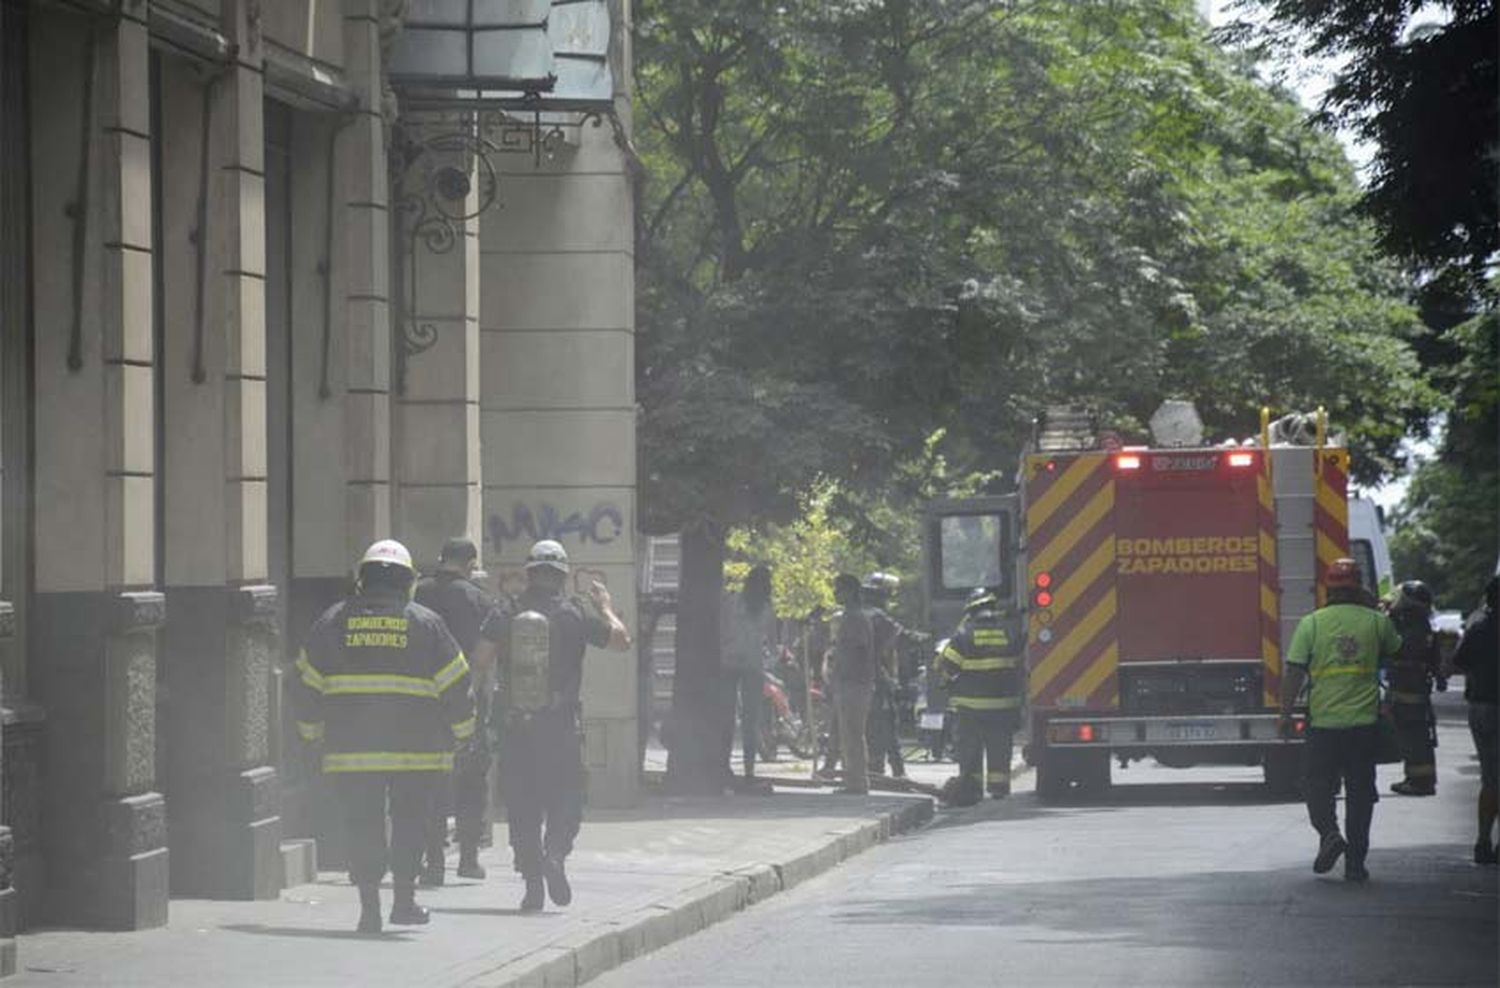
[1227,452,1255,468]
[1049,722,1104,743]
[1034,590,1054,608]
[1116,454,1142,471]
[1035,571,1053,589]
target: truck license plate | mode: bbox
[1168,722,1217,741]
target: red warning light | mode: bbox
[1116,454,1142,471]
[1034,590,1054,608]
[1077,724,1096,743]
[1227,452,1255,468]
[1035,572,1053,589]
[1045,459,1058,473]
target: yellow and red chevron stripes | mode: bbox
[1313,449,1351,607]
[1024,453,1120,710]
[1258,466,1281,706]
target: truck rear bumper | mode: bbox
[1043,712,1302,748]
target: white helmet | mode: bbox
[360,539,414,572]
[525,539,570,575]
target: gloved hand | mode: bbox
[1436,676,1449,693]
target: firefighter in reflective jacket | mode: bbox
[936,589,1024,805]
[494,540,631,912]
[1387,580,1445,796]
[293,539,475,934]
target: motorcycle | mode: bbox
[758,669,814,762]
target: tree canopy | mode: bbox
[633,0,1438,788]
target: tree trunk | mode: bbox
[664,521,727,794]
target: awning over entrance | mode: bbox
[389,0,613,110]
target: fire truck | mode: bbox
[923,403,1352,797]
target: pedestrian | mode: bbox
[1385,581,1445,796]
[493,540,632,911]
[862,572,928,779]
[1278,557,1403,883]
[293,539,476,932]
[720,565,777,784]
[414,536,510,883]
[824,574,876,795]
[935,588,1024,804]
[1450,575,1498,864]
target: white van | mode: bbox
[1348,497,1394,599]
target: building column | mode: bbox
[153,0,281,900]
[394,118,484,567]
[339,0,393,560]
[479,112,639,804]
[28,3,168,929]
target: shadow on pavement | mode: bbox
[426,906,558,918]
[826,843,1499,985]
[927,781,1301,833]
[589,792,932,824]
[219,923,417,942]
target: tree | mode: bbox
[1236,1,1497,290]
[634,0,1435,791]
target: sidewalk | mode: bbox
[10,788,935,988]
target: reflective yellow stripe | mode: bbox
[953,656,1018,671]
[973,630,1010,647]
[323,674,437,698]
[296,721,325,742]
[323,751,454,773]
[295,651,326,692]
[1312,666,1372,679]
[986,771,1009,783]
[951,696,1022,710]
[1389,690,1426,704]
[433,652,470,694]
[451,716,477,740]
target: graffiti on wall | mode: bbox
[487,500,625,553]
[490,564,610,598]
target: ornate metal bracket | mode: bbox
[388,102,608,393]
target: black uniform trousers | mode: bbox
[337,772,440,888]
[956,708,1018,797]
[866,681,904,776]
[1305,725,1379,861]
[427,692,494,865]
[500,708,585,879]
[1392,697,1437,786]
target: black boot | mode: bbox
[356,884,383,934]
[389,883,431,926]
[419,859,445,887]
[456,845,486,880]
[520,875,546,912]
[543,855,572,906]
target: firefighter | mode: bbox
[862,573,929,779]
[936,589,1024,805]
[1278,557,1402,883]
[1386,580,1445,796]
[293,539,475,933]
[415,537,511,883]
[494,540,631,911]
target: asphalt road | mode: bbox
[597,698,1498,987]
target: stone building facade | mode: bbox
[0,0,637,954]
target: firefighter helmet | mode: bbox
[965,587,1000,614]
[1325,558,1362,589]
[1394,580,1434,613]
[360,539,414,572]
[525,539,570,575]
[863,572,900,596]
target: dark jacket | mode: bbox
[294,589,475,772]
[936,613,1023,711]
[1453,607,1498,705]
[415,571,508,659]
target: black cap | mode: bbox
[439,537,478,564]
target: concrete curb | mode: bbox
[462,796,934,988]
